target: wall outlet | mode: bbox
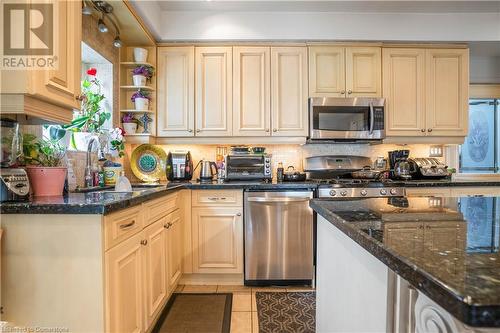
[429,145,443,157]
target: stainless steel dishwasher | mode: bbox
[244,190,314,286]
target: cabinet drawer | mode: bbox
[144,192,179,226]
[192,190,243,207]
[104,205,143,251]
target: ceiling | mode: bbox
[154,0,500,13]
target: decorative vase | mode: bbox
[133,48,148,62]
[26,166,67,196]
[134,97,149,111]
[123,122,138,134]
[132,75,146,87]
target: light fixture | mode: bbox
[82,1,93,15]
[98,16,108,33]
[113,35,122,48]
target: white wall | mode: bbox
[156,11,500,41]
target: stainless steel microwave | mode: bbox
[309,97,385,141]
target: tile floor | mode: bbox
[175,285,314,333]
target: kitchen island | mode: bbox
[311,196,500,332]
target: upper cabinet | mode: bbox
[157,47,195,137]
[271,47,309,136]
[0,0,81,123]
[309,46,381,98]
[195,47,233,136]
[233,47,271,136]
[383,48,469,138]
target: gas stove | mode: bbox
[312,179,405,198]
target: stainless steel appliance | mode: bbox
[244,191,314,285]
[225,154,272,181]
[304,155,405,198]
[198,159,218,182]
[408,158,448,179]
[0,168,30,202]
[309,97,385,141]
[388,150,411,180]
[166,151,193,181]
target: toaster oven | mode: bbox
[225,154,272,181]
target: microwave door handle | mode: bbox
[369,102,374,135]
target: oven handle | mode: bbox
[247,197,311,203]
[369,102,374,135]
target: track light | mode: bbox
[98,18,108,33]
[113,35,122,48]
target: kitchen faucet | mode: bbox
[84,136,107,188]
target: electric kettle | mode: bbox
[199,160,218,182]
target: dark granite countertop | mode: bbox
[310,196,500,327]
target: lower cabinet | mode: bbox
[191,207,243,274]
[104,193,182,333]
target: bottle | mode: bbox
[115,171,132,192]
[277,162,284,182]
[92,162,100,187]
[97,165,105,187]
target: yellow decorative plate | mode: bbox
[130,144,167,182]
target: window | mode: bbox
[459,99,500,173]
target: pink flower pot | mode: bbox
[26,166,67,196]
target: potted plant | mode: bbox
[131,89,151,111]
[131,65,154,87]
[23,137,67,196]
[121,113,139,134]
[133,47,148,62]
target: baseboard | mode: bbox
[180,273,244,285]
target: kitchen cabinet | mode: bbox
[309,46,381,97]
[233,46,271,136]
[271,47,309,136]
[383,48,469,138]
[142,218,168,329]
[157,47,195,137]
[105,232,144,333]
[166,210,183,292]
[191,207,244,274]
[195,47,233,136]
[0,0,81,123]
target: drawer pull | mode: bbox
[140,239,148,246]
[164,222,173,229]
[119,220,136,229]
[208,197,218,201]
[236,212,242,216]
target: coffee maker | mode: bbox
[166,150,194,181]
[388,150,412,180]
[0,118,30,202]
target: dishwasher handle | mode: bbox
[247,197,311,203]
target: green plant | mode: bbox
[23,136,66,167]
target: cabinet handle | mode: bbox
[419,225,424,229]
[188,129,193,133]
[421,129,426,133]
[219,197,227,200]
[196,129,201,133]
[208,197,218,201]
[119,220,136,229]
[347,90,352,94]
[426,225,431,229]
[164,223,170,229]
[265,129,270,133]
[340,90,345,95]
[273,129,277,132]
[427,128,433,132]
[236,213,242,216]
[140,239,148,246]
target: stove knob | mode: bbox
[340,190,348,197]
[380,189,388,195]
[329,190,337,197]
[360,189,368,196]
[390,188,398,195]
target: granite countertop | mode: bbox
[310,196,500,327]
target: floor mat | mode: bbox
[152,293,232,333]
[256,292,316,333]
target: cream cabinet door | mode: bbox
[271,47,308,136]
[143,218,168,328]
[157,47,195,137]
[308,46,346,97]
[232,47,271,136]
[105,232,144,333]
[166,210,182,292]
[28,0,81,109]
[195,47,233,136]
[192,207,243,274]
[383,48,426,136]
[425,49,469,136]
[345,47,381,97]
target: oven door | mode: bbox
[225,155,265,180]
[309,97,385,140]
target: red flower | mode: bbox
[87,68,97,76]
